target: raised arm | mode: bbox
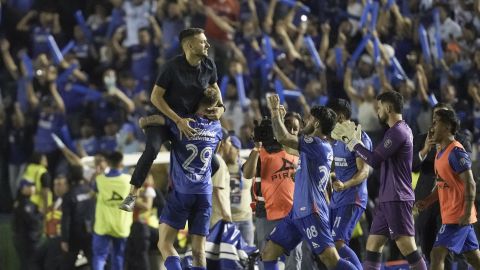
[267,95,299,150]
[0,40,19,79]
[344,67,363,103]
[243,143,261,179]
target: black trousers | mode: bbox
[126,222,151,270]
[61,236,92,270]
[130,125,220,188]
[14,236,39,270]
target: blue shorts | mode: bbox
[330,205,364,244]
[160,189,212,236]
[433,224,479,254]
[268,213,334,255]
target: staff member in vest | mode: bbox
[61,165,95,270]
[92,151,133,270]
[243,112,303,270]
[22,152,52,214]
[416,110,480,269]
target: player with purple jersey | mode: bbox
[328,99,372,270]
[140,88,222,270]
[332,91,427,270]
[261,94,356,270]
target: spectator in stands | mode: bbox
[128,17,162,89]
[16,7,62,57]
[5,102,30,199]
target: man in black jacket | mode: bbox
[60,165,95,270]
[414,103,472,264]
[13,180,43,270]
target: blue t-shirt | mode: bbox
[130,44,157,86]
[34,112,65,153]
[331,131,372,209]
[97,136,117,154]
[32,26,51,57]
[169,116,222,194]
[292,135,333,219]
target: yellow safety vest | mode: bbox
[22,163,52,209]
[94,173,133,238]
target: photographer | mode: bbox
[243,110,303,270]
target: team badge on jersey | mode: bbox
[384,138,392,149]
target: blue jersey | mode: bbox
[331,131,372,209]
[34,112,65,153]
[169,116,222,194]
[292,136,333,219]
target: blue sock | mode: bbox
[263,260,279,270]
[164,256,182,270]
[192,267,206,270]
[339,245,362,270]
[336,258,357,270]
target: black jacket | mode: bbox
[61,183,95,245]
[12,195,43,242]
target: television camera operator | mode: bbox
[243,110,303,270]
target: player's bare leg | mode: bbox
[363,235,388,269]
[430,246,449,270]
[395,236,428,270]
[191,234,207,269]
[158,223,181,270]
[463,249,480,269]
[261,240,286,269]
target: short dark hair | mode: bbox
[106,151,123,168]
[377,91,403,114]
[283,112,303,124]
[433,102,454,112]
[310,106,337,135]
[199,87,219,108]
[435,109,460,135]
[178,28,204,44]
[29,152,44,164]
[326,98,351,120]
[67,165,84,185]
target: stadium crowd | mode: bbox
[1,0,480,269]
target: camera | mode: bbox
[253,117,275,143]
[253,117,283,152]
